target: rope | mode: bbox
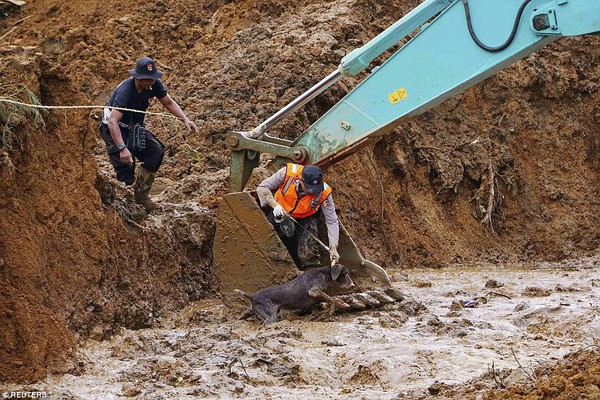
[0,98,181,120]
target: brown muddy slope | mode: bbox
[0,54,217,383]
[0,0,599,387]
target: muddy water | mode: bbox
[8,258,599,399]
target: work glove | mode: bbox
[273,204,286,218]
[330,244,340,265]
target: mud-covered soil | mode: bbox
[1,0,600,397]
[2,258,598,399]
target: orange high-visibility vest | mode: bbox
[274,163,332,219]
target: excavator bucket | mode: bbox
[213,191,298,295]
[214,191,391,295]
[321,219,391,289]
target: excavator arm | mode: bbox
[216,0,600,295]
[230,0,600,188]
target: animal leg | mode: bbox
[254,303,280,326]
[239,308,254,320]
[233,289,256,320]
[308,288,351,310]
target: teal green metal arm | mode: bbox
[267,0,600,171]
[230,0,600,189]
[340,0,455,76]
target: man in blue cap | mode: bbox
[257,163,340,268]
[99,56,198,210]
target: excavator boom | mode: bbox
[266,0,599,171]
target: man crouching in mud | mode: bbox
[256,163,340,268]
[99,56,198,211]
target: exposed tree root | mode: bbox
[472,159,502,234]
[481,159,498,232]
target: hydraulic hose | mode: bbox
[462,0,534,52]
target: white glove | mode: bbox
[273,204,286,218]
[330,244,340,265]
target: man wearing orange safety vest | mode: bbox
[257,163,340,269]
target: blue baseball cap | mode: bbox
[302,165,324,194]
[129,56,164,80]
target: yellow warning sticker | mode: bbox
[388,87,408,104]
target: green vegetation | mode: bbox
[0,84,46,149]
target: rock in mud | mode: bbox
[120,383,142,397]
[384,287,406,301]
[337,294,366,310]
[427,380,450,395]
[413,280,433,288]
[522,286,552,297]
[367,290,396,304]
[379,311,408,328]
[399,298,426,316]
[513,301,530,312]
[484,279,504,288]
[353,293,381,307]
[321,338,345,347]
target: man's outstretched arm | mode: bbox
[159,94,198,133]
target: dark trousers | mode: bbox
[266,209,322,269]
[99,123,164,185]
